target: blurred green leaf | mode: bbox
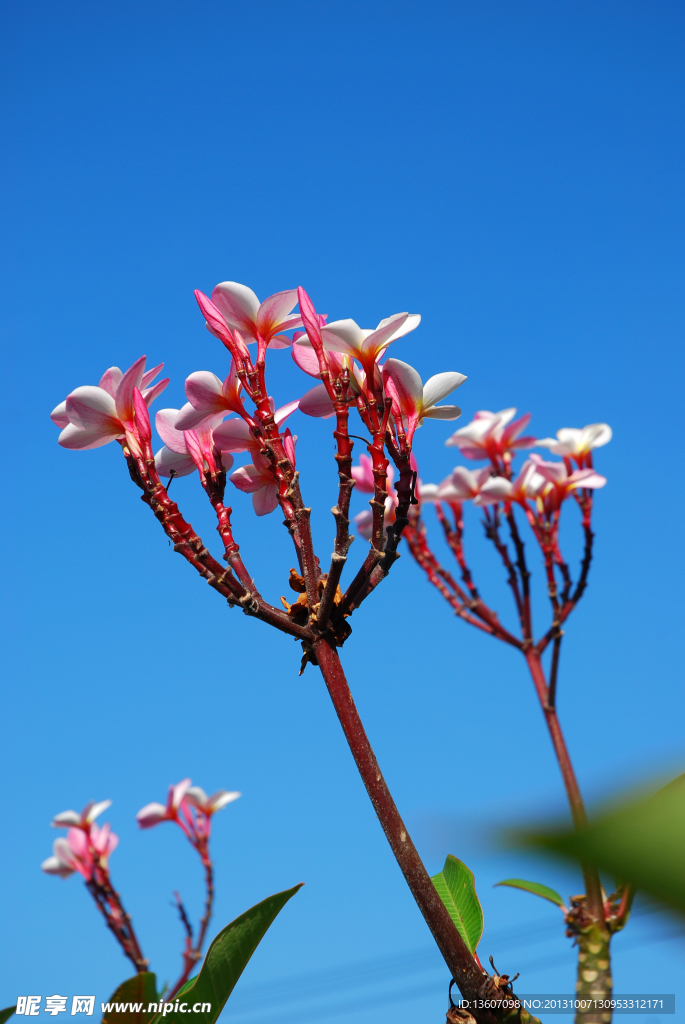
[521,773,685,914]
[495,878,565,907]
[0,1007,15,1024]
[149,883,303,1024]
[102,974,158,1024]
[431,854,483,953]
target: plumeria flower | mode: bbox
[42,823,118,880]
[51,357,169,450]
[209,281,303,351]
[425,466,495,507]
[536,423,612,465]
[528,454,607,510]
[446,408,536,463]
[229,432,296,516]
[211,400,299,456]
[382,359,466,444]
[136,778,192,829]
[174,362,246,431]
[51,799,112,830]
[154,409,234,479]
[184,787,241,815]
[474,460,548,505]
[295,311,420,380]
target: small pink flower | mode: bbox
[229,442,296,516]
[446,408,536,463]
[298,311,420,381]
[475,460,548,505]
[434,466,495,506]
[42,823,118,881]
[529,454,607,510]
[51,357,169,451]
[382,359,466,444]
[209,281,303,350]
[136,778,192,829]
[211,400,299,457]
[51,799,112,830]
[184,787,241,815]
[174,361,247,431]
[154,408,234,479]
[536,424,612,465]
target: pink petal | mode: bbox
[274,399,300,425]
[155,409,187,454]
[299,383,335,418]
[115,356,147,425]
[252,482,279,516]
[142,377,169,407]
[291,340,323,378]
[136,802,169,828]
[213,418,253,453]
[184,371,226,414]
[141,362,164,389]
[98,367,123,397]
[229,464,267,493]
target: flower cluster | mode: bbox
[136,777,240,847]
[42,800,117,881]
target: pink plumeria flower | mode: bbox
[296,311,421,380]
[136,778,192,829]
[174,362,247,431]
[382,359,466,445]
[351,455,398,539]
[154,408,234,479]
[51,357,169,450]
[229,433,296,516]
[446,408,536,463]
[209,281,303,352]
[536,423,612,465]
[184,787,241,815]
[51,799,112,830]
[211,400,299,457]
[528,454,607,510]
[431,466,494,507]
[42,823,118,881]
[475,460,548,505]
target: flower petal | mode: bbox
[274,400,300,425]
[422,371,467,410]
[50,401,70,428]
[320,319,367,356]
[115,356,147,425]
[98,367,124,397]
[298,383,335,418]
[58,423,120,450]
[291,339,323,378]
[229,464,267,493]
[155,447,197,478]
[51,810,81,827]
[136,802,169,828]
[65,386,119,431]
[211,282,260,338]
[422,405,462,420]
[256,289,299,340]
[252,482,279,515]
[213,418,253,452]
[156,409,187,454]
[184,371,226,415]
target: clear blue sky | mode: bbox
[2,1,684,1021]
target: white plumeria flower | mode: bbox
[296,312,421,378]
[210,282,303,350]
[382,359,466,444]
[136,778,192,829]
[51,357,168,450]
[446,408,535,462]
[529,454,607,509]
[475,460,548,504]
[51,799,112,830]
[184,787,241,815]
[434,466,495,506]
[536,423,612,460]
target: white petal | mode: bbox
[422,371,467,409]
[257,289,299,338]
[51,810,81,827]
[65,386,119,430]
[377,312,421,341]
[320,319,367,355]
[422,405,462,420]
[58,423,120,450]
[208,790,241,812]
[50,401,70,428]
[211,281,260,335]
[274,400,300,425]
[86,799,112,823]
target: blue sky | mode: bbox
[2,1,684,1021]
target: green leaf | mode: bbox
[520,773,685,915]
[149,883,303,1024]
[494,878,565,907]
[0,1007,15,1024]
[102,974,159,1024]
[431,855,483,953]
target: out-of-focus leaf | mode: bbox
[150,884,303,1024]
[431,855,483,953]
[102,973,158,1024]
[520,773,685,915]
[494,878,565,907]
[0,1007,16,1024]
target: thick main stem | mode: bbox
[314,639,536,1023]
